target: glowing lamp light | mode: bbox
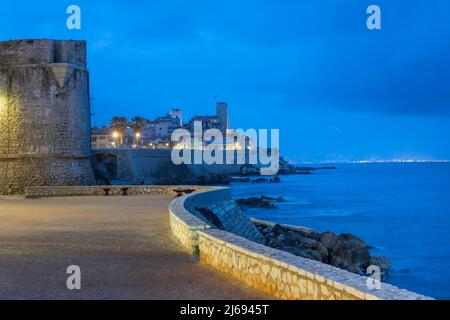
[0,95,8,118]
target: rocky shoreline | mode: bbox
[236,195,391,279]
[253,220,391,279]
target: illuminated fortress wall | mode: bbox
[0,39,95,195]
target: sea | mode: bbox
[229,162,450,299]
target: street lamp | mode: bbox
[113,131,119,148]
[135,132,141,147]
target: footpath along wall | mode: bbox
[169,188,432,300]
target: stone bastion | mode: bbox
[0,39,95,195]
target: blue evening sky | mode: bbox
[1,1,449,162]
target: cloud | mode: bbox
[1,0,450,119]
[1,0,450,159]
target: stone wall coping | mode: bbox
[0,154,91,159]
[170,188,433,300]
[23,185,213,198]
[169,193,213,230]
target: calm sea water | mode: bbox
[230,163,450,299]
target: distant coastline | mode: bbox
[290,160,450,165]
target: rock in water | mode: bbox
[370,256,392,280]
[335,233,371,273]
[253,222,390,277]
[236,197,276,208]
[319,231,340,252]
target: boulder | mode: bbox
[255,222,385,277]
[236,196,276,208]
[240,164,260,176]
[283,231,301,246]
[319,231,340,252]
[370,256,392,280]
[300,249,325,262]
[329,255,365,275]
[340,233,368,249]
[339,234,371,267]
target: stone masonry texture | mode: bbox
[201,200,266,244]
[0,39,95,194]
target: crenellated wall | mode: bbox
[169,188,432,300]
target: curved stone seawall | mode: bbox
[169,188,432,300]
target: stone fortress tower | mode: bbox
[0,39,96,195]
[216,102,229,134]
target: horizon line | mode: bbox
[291,159,450,165]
